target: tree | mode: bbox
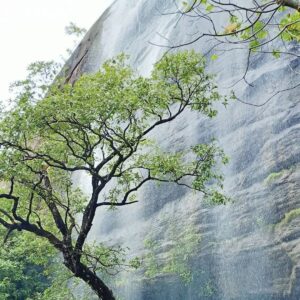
[0,229,52,299]
[0,25,90,299]
[64,22,87,57]
[0,227,80,300]
[157,0,300,105]
[0,50,229,299]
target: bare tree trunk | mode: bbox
[64,258,115,300]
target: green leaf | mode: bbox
[272,49,281,59]
[210,54,218,61]
[206,4,214,12]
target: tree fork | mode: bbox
[64,257,115,300]
[277,0,300,11]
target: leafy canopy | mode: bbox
[0,50,229,298]
[178,1,300,59]
[0,229,52,299]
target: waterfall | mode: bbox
[66,1,300,299]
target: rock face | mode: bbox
[65,1,300,299]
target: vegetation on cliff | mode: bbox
[0,50,229,299]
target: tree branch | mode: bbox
[278,0,300,11]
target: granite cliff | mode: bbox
[64,1,300,299]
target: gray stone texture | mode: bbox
[65,1,300,299]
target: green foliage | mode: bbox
[34,265,76,300]
[143,217,201,284]
[239,20,268,51]
[8,61,61,105]
[210,54,218,61]
[82,242,141,275]
[280,12,300,42]
[0,230,107,300]
[0,50,229,298]
[226,5,300,45]
[277,208,300,227]
[182,0,214,13]
[179,0,300,62]
[65,22,87,38]
[238,10,300,53]
[264,170,285,185]
[272,49,281,59]
[0,50,228,209]
[64,22,87,57]
[253,21,268,40]
[199,279,217,297]
[0,230,55,299]
[264,166,296,186]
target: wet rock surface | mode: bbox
[66,1,300,299]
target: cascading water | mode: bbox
[65,1,300,299]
